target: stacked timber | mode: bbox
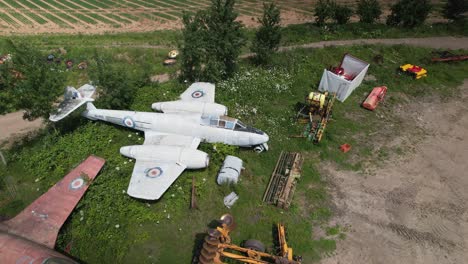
[263,152,303,209]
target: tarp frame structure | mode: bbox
[319,53,370,102]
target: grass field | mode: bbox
[0,1,467,262]
[0,0,447,34]
[1,37,467,263]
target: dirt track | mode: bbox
[0,111,43,143]
[321,79,468,264]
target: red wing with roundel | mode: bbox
[127,160,187,200]
[2,156,105,248]
[180,82,215,103]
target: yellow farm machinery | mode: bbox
[198,214,302,264]
[294,91,336,143]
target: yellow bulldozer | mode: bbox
[198,214,302,264]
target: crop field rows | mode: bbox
[0,0,445,34]
[0,0,319,34]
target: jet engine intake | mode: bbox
[120,145,209,169]
[152,101,227,117]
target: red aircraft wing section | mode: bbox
[3,156,105,248]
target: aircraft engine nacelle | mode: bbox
[152,101,227,117]
[120,145,209,169]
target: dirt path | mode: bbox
[0,111,43,144]
[321,79,468,264]
[280,36,468,51]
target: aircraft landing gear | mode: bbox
[254,143,268,153]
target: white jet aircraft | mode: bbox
[50,83,269,200]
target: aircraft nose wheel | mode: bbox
[254,143,268,153]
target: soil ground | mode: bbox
[0,111,43,144]
[321,79,468,264]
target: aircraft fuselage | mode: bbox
[83,108,269,148]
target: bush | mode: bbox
[314,0,335,26]
[386,0,432,28]
[357,0,382,23]
[442,0,468,21]
[90,53,149,110]
[251,2,282,64]
[333,4,353,25]
[9,41,66,120]
[180,0,246,83]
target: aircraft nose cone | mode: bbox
[262,132,269,143]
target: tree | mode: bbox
[442,0,468,22]
[314,0,334,26]
[333,4,353,25]
[9,41,66,120]
[357,0,382,23]
[251,2,282,64]
[180,0,246,82]
[386,0,432,28]
[180,11,207,83]
[90,52,149,110]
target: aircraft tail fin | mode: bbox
[49,84,96,122]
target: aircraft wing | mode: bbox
[3,156,105,248]
[127,160,187,200]
[127,132,201,200]
[180,82,215,103]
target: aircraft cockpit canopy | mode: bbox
[205,116,239,130]
[202,116,264,134]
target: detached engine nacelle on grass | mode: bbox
[152,101,227,117]
[120,145,209,169]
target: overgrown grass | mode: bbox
[1,43,467,263]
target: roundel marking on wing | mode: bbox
[191,90,204,98]
[145,167,163,178]
[123,116,135,128]
[69,177,85,190]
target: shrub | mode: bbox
[180,11,206,82]
[251,2,282,64]
[442,0,468,21]
[314,0,335,26]
[333,4,353,25]
[386,0,432,28]
[90,52,149,110]
[356,0,382,23]
[180,0,246,83]
[9,41,66,120]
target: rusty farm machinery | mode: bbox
[198,214,302,264]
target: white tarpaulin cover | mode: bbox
[217,155,243,185]
[318,54,370,102]
[224,192,238,208]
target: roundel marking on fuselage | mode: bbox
[69,177,85,190]
[191,90,204,98]
[145,167,163,178]
[123,116,135,128]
